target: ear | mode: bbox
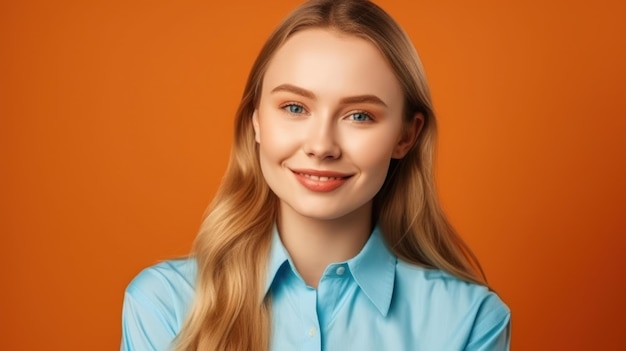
[392,113,424,159]
[252,110,260,143]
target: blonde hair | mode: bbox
[175,1,486,350]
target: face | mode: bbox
[253,29,419,223]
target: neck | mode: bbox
[277,202,373,288]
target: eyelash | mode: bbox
[281,102,307,115]
[346,111,373,123]
[280,103,374,122]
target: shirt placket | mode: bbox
[300,285,321,351]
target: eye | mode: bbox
[282,103,306,115]
[347,111,373,122]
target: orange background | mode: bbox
[2,0,625,350]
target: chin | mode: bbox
[284,199,371,223]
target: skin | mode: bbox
[253,29,422,287]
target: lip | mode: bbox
[290,168,353,193]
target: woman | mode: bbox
[121,0,511,350]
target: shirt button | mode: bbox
[336,266,346,275]
[308,327,316,337]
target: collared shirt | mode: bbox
[121,227,511,350]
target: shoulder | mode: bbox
[395,259,508,311]
[124,258,197,323]
[121,259,197,351]
[394,260,511,349]
[126,259,197,298]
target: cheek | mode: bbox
[342,129,399,169]
[257,114,301,162]
[340,131,396,196]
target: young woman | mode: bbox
[121,0,511,350]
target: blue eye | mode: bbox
[284,104,305,114]
[349,112,372,122]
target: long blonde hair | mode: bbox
[175,1,486,350]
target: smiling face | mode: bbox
[253,28,418,223]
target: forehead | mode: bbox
[262,28,403,108]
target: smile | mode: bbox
[299,174,343,181]
[290,169,353,192]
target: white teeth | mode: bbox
[299,173,340,181]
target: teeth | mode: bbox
[300,173,340,181]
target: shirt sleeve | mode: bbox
[120,268,180,351]
[464,292,511,351]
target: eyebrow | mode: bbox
[270,84,388,108]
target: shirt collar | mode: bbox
[346,225,396,316]
[264,225,291,297]
[264,224,397,317]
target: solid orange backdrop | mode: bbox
[1,0,625,350]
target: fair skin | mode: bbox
[253,29,422,288]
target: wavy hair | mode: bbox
[175,1,486,350]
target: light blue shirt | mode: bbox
[121,227,510,350]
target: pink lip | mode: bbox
[290,168,353,193]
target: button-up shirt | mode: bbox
[121,226,511,350]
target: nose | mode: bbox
[302,117,341,160]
